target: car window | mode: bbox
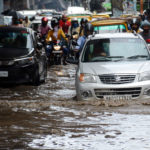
[94,24,127,33]
[82,38,149,62]
[0,30,32,49]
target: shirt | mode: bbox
[39,25,50,36]
[59,20,71,34]
[75,36,86,52]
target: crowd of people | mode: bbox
[37,14,94,64]
[10,8,150,65]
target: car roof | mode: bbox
[90,18,128,26]
[0,26,33,33]
[88,33,141,40]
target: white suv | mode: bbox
[75,33,150,101]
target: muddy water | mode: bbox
[0,65,150,149]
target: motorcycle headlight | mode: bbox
[73,35,78,39]
[139,71,150,81]
[54,45,61,51]
[15,57,35,65]
[79,73,97,83]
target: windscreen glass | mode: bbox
[0,30,32,49]
[82,38,149,62]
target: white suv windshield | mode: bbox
[82,38,149,62]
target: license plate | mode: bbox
[104,95,132,100]
[0,71,8,77]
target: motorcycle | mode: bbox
[67,32,79,59]
[46,40,63,65]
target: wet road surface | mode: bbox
[0,64,150,150]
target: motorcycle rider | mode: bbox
[139,20,150,42]
[39,17,50,40]
[59,14,71,34]
[79,18,88,37]
[129,18,141,33]
[68,18,80,38]
[46,17,69,65]
[74,23,94,59]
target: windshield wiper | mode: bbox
[91,56,112,62]
[107,56,124,58]
[127,55,148,59]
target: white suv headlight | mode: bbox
[139,71,150,81]
[79,73,97,83]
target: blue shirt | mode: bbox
[75,36,86,52]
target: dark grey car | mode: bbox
[0,26,47,85]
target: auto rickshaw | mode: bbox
[90,18,129,33]
[67,14,92,22]
[91,14,110,21]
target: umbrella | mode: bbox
[1,9,25,19]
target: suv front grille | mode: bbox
[94,87,141,99]
[99,74,136,84]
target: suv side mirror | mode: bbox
[148,44,150,50]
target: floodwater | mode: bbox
[0,64,150,150]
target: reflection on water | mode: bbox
[0,65,150,149]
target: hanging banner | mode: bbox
[112,0,137,17]
[112,0,124,16]
[123,0,136,14]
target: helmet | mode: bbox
[144,9,150,16]
[42,17,48,23]
[130,18,141,27]
[62,14,67,22]
[80,18,88,26]
[71,17,79,28]
[41,17,48,27]
[71,18,78,24]
[51,17,59,29]
[84,23,94,37]
[141,20,150,29]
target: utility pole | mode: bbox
[140,0,143,14]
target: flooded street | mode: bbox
[0,64,150,150]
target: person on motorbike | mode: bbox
[59,14,71,34]
[39,17,51,41]
[139,20,150,42]
[79,18,88,37]
[68,18,80,38]
[23,16,31,28]
[129,18,141,33]
[74,23,94,59]
[46,17,69,65]
[144,9,150,21]
[68,18,80,54]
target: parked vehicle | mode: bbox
[68,33,150,101]
[0,26,47,85]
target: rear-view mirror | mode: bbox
[148,44,150,50]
